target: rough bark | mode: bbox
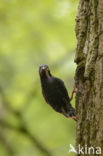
[75,0,103,155]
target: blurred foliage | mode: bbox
[0,0,78,156]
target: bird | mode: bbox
[39,64,77,121]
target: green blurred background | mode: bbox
[0,0,78,156]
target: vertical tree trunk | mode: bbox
[75,0,103,155]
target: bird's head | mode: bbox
[39,64,51,79]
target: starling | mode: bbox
[39,64,77,121]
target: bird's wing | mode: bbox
[54,77,71,103]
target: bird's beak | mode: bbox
[40,66,49,77]
[42,66,46,70]
[39,66,51,79]
[39,66,46,74]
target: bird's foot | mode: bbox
[70,85,77,101]
[71,115,78,121]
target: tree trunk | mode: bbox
[75,0,103,155]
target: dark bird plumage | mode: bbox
[39,64,77,121]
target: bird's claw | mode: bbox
[71,115,78,121]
